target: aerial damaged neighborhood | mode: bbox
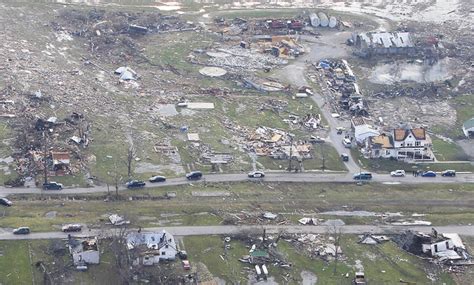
[0,0,473,284]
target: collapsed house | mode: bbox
[351,32,416,57]
[365,126,433,161]
[462,117,474,138]
[126,230,178,266]
[394,229,471,265]
[68,237,100,268]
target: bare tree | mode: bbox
[107,160,123,198]
[125,144,136,179]
[327,224,343,275]
[109,227,133,283]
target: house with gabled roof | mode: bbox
[366,127,433,161]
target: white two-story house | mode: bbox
[366,127,433,161]
[393,128,433,161]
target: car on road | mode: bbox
[341,153,349,162]
[441,170,456,177]
[13,227,30,235]
[62,224,82,232]
[421,171,437,177]
[248,171,265,178]
[353,172,372,180]
[149,175,166,183]
[43,182,63,190]
[126,180,146,189]
[342,138,352,148]
[186,171,202,181]
[0,197,12,207]
[390,170,406,177]
[336,127,344,135]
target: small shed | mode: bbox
[462,118,474,138]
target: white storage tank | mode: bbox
[318,12,329,27]
[329,16,338,28]
[309,13,320,27]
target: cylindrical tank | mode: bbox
[309,13,320,27]
[329,16,337,28]
[318,12,329,27]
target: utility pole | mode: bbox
[42,131,48,185]
[321,142,326,172]
[287,135,293,172]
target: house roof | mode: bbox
[51,152,70,165]
[358,32,414,48]
[371,134,393,148]
[351,116,367,127]
[126,230,176,252]
[463,118,474,130]
[393,128,426,141]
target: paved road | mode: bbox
[1,224,474,240]
[0,172,472,197]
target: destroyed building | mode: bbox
[68,237,100,267]
[126,230,178,266]
[351,117,380,144]
[352,32,416,57]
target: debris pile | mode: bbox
[394,229,473,271]
[287,233,345,261]
[52,9,198,59]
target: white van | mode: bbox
[342,138,352,148]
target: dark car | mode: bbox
[186,171,202,181]
[149,176,166,183]
[126,180,146,189]
[353,172,372,180]
[13,227,30,235]
[248,171,265,178]
[62,224,82,232]
[43,182,63,190]
[441,170,456,177]
[0,197,12,207]
[421,171,437,177]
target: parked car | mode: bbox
[43,182,63,190]
[341,153,349,162]
[309,136,325,144]
[62,224,82,232]
[186,171,202,181]
[149,175,166,183]
[421,171,437,177]
[441,170,456,177]
[248,171,265,178]
[353,172,372,180]
[13,227,30,235]
[126,180,146,189]
[336,127,344,135]
[0,197,12,207]
[390,170,406,177]
[182,260,191,270]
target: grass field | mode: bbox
[184,234,455,284]
[1,181,473,232]
[432,137,470,161]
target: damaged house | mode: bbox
[68,237,100,268]
[352,32,415,57]
[351,117,380,144]
[126,230,178,266]
[365,127,433,161]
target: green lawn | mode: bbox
[432,137,470,161]
[0,240,33,284]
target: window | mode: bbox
[415,141,421,146]
[434,244,438,253]
[161,251,166,255]
[446,241,450,249]
[385,150,390,155]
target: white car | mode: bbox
[390,170,406,177]
[248,171,265,178]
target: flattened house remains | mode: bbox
[352,32,415,57]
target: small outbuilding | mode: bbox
[462,117,474,138]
